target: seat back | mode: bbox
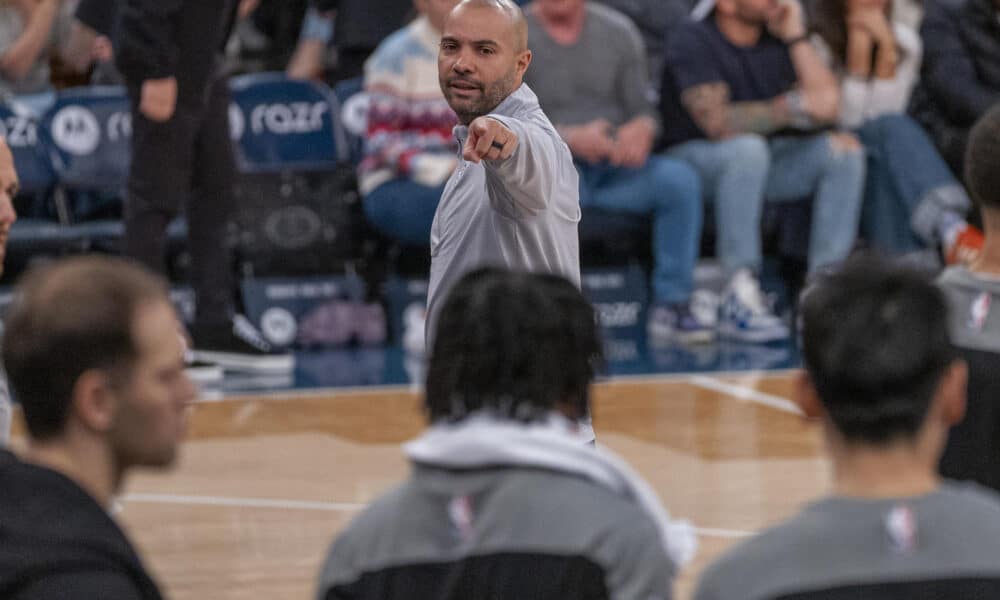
[229,72,347,173]
[40,86,132,189]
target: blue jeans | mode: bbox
[577,156,702,304]
[856,114,970,254]
[363,178,444,246]
[669,133,865,274]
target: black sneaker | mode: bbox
[190,315,295,373]
[184,356,224,387]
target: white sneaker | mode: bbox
[718,270,790,343]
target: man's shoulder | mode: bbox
[368,23,433,72]
[586,2,643,36]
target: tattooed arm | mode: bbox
[680,82,795,139]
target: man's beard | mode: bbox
[444,67,519,124]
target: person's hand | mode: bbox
[847,9,894,45]
[566,119,615,164]
[767,0,806,42]
[611,118,655,168]
[140,77,178,122]
[91,35,113,62]
[463,117,518,163]
[801,86,840,122]
[238,0,261,19]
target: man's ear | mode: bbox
[794,370,824,420]
[516,49,532,79]
[70,370,118,434]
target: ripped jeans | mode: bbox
[669,132,866,274]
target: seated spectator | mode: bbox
[909,0,999,179]
[0,0,73,107]
[937,106,1000,492]
[661,0,866,343]
[811,0,982,263]
[594,0,696,87]
[0,138,18,449]
[356,0,460,247]
[0,256,196,599]
[63,0,123,85]
[316,268,694,599]
[695,253,1000,600]
[287,0,413,83]
[524,0,711,344]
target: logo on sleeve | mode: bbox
[448,495,475,542]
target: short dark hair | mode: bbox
[966,105,1000,211]
[3,256,168,440]
[800,254,956,445]
[425,268,603,422]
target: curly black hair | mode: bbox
[425,268,603,423]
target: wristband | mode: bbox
[785,34,811,47]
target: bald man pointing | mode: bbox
[425,0,581,343]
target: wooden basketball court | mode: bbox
[9,370,829,599]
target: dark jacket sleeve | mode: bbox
[920,0,1000,125]
[115,0,185,83]
[12,571,147,600]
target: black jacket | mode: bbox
[0,450,163,600]
[115,0,238,102]
[909,0,1000,173]
[312,0,411,51]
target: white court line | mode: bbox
[194,369,800,405]
[687,375,802,415]
[118,493,755,539]
[121,493,366,512]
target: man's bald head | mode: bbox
[438,0,533,123]
[450,0,528,51]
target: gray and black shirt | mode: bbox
[695,482,1000,600]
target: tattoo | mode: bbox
[681,82,791,138]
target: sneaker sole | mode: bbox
[717,322,789,344]
[191,350,295,373]
[185,365,225,386]
[648,325,717,346]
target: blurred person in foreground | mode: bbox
[316,268,694,599]
[0,256,196,599]
[696,254,1000,599]
[937,106,1000,493]
[0,137,20,447]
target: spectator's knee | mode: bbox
[648,156,702,208]
[861,113,923,144]
[718,134,771,172]
[826,132,865,161]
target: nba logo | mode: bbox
[968,292,991,332]
[448,495,475,541]
[885,504,918,554]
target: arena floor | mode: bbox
[11,360,827,600]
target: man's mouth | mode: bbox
[449,79,482,93]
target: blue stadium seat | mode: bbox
[40,86,132,190]
[229,72,348,173]
[0,104,56,195]
[332,77,366,166]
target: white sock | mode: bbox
[938,212,968,249]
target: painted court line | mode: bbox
[121,493,366,512]
[194,370,800,406]
[687,375,802,415]
[119,493,756,539]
